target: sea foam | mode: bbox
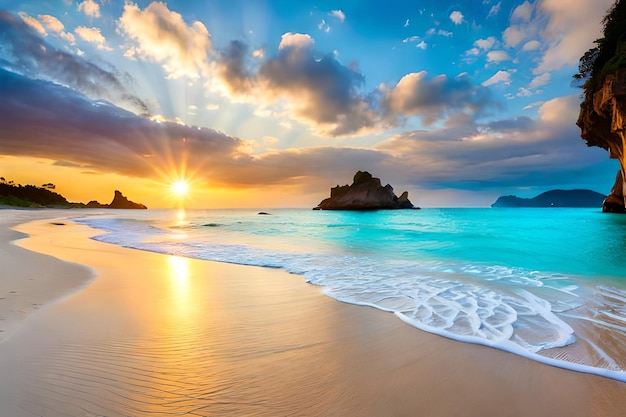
[75,209,626,382]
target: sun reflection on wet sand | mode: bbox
[168,255,190,292]
[165,255,193,324]
[3,219,626,417]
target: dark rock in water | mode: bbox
[86,190,147,209]
[85,200,107,208]
[258,212,271,215]
[109,190,147,209]
[491,189,606,208]
[314,171,417,210]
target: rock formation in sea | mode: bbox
[491,189,606,208]
[313,171,417,210]
[576,0,626,212]
[86,190,147,209]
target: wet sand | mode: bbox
[1,211,625,416]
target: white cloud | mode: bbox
[263,136,279,145]
[486,50,510,62]
[522,40,540,51]
[502,25,528,48]
[18,12,47,37]
[329,10,345,22]
[450,11,464,25]
[482,70,511,86]
[501,0,613,74]
[475,36,497,50]
[75,26,104,43]
[75,26,110,50]
[511,1,532,22]
[252,48,265,58]
[529,72,551,88]
[60,31,76,44]
[417,41,428,50]
[403,35,419,43]
[318,19,330,32]
[38,14,64,33]
[77,0,101,19]
[523,101,545,110]
[404,19,410,27]
[487,2,501,19]
[39,14,76,44]
[278,32,314,50]
[534,0,614,73]
[117,2,212,79]
[427,28,454,38]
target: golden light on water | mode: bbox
[176,208,186,224]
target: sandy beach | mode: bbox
[1,210,625,416]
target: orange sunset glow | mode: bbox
[0,0,620,208]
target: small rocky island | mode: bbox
[314,171,417,210]
[491,189,606,208]
[86,190,147,209]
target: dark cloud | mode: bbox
[209,32,502,137]
[0,11,149,114]
[485,116,535,131]
[0,66,392,190]
[379,72,500,125]
[0,68,241,179]
[217,40,254,94]
[376,96,615,192]
[52,160,86,168]
[222,147,388,187]
[256,34,379,136]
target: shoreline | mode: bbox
[1,211,625,416]
[0,209,95,344]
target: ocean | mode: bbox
[75,208,626,382]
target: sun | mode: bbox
[171,180,189,197]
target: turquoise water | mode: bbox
[76,208,626,381]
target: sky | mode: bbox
[0,0,620,208]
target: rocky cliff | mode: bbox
[314,171,416,210]
[576,0,626,213]
[86,190,147,209]
[578,70,626,213]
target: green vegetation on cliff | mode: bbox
[0,179,81,207]
[575,0,626,91]
[0,178,147,209]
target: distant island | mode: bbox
[0,179,146,209]
[314,171,417,210]
[491,189,606,208]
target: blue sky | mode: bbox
[0,0,620,207]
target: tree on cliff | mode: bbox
[575,0,626,213]
[575,0,626,90]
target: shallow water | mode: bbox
[75,208,626,381]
